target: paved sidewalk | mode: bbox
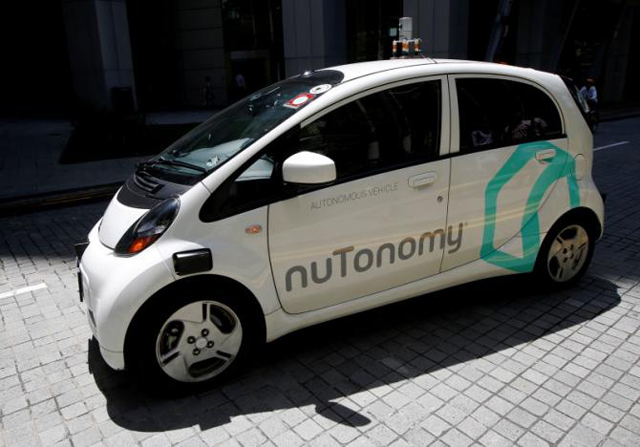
[0,119,639,446]
[0,120,142,201]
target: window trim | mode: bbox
[448,74,567,155]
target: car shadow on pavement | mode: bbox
[88,273,621,433]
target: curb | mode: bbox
[600,110,640,122]
[0,183,122,217]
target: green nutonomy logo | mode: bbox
[480,141,580,272]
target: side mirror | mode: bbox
[282,151,336,185]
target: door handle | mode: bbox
[535,149,556,162]
[409,172,438,188]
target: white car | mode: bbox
[78,58,604,387]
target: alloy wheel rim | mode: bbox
[546,224,590,283]
[155,301,243,383]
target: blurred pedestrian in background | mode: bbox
[580,77,598,110]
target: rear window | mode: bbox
[456,78,563,153]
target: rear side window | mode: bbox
[456,78,563,153]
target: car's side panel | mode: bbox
[443,137,572,272]
[268,158,451,314]
[535,169,604,240]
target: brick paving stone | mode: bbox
[364,424,398,446]
[494,419,525,442]
[72,427,103,447]
[560,424,605,447]
[39,424,68,446]
[609,426,640,446]
[531,420,563,444]
[235,428,266,447]
[308,433,341,447]
[328,424,359,444]
[422,414,451,437]
[479,430,512,447]
[457,417,486,440]
[619,414,640,435]
[518,432,549,447]
[506,407,537,429]
[441,427,473,447]
[293,418,324,441]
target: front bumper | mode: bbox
[99,345,126,370]
[79,262,125,370]
[79,232,174,371]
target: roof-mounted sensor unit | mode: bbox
[391,17,425,59]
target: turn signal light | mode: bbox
[127,235,160,254]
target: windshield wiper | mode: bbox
[137,158,206,173]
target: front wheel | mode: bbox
[133,295,255,390]
[535,221,595,287]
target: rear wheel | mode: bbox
[535,221,595,287]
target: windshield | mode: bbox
[140,70,344,184]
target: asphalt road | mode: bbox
[0,117,639,447]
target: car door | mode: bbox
[443,75,567,273]
[268,77,452,314]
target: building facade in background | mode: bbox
[3,0,639,115]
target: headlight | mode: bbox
[115,198,180,256]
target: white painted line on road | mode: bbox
[0,283,48,300]
[594,141,630,152]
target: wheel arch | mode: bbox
[534,205,601,278]
[123,274,267,370]
[550,206,603,240]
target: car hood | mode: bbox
[98,194,148,249]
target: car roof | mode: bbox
[324,58,438,81]
[322,58,554,85]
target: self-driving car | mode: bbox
[78,58,604,387]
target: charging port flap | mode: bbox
[173,249,213,276]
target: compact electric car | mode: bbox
[78,58,604,387]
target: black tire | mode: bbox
[534,218,596,289]
[130,288,259,393]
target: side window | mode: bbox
[199,131,297,221]
[298,80,441,180]
[457,78,562,153]
[199,153,278,221]
[513,81,563,141]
